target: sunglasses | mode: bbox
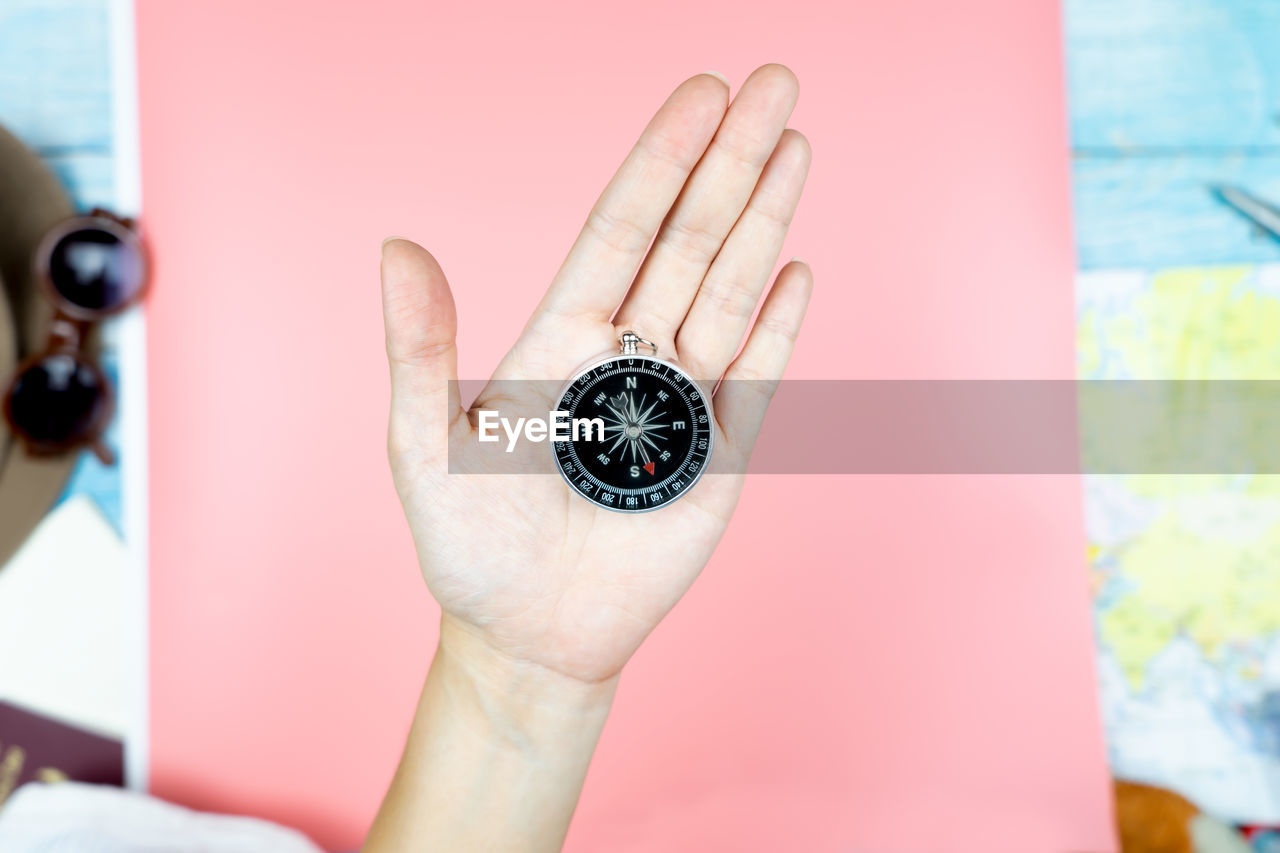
[2,210,148,465]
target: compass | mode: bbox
[553,332,712,512]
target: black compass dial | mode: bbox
[553,355,712,512]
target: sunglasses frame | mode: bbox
[2,210,149,464]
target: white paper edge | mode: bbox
[108,0,148,793]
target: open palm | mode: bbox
[381,65,812,687]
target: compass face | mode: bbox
[553,354,712,512]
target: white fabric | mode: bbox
[0,782,323,852]
[1190,814,1254,853]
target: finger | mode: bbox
[613,64,799,344]
[676,129,810,380]
[380,237,468,457]
[533,73,729,322]
[713,260,812,456]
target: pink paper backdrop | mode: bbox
[137,1,1115,850]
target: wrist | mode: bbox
[433,614,618,753]
[365,615,617,850]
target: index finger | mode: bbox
[532,73,730,321]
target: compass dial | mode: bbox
[553,354,712,512]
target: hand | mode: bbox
[367,64,811,852]
[380,64,812,688]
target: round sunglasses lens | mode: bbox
[6,355,106,445]
[47,225,143,311]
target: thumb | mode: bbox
[380,237,467,457]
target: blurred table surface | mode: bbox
[0,0,116,210]
[1067,0,1280,269]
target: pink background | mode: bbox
[137,1,1116,850]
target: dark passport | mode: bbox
[0,700,123,805]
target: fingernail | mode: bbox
[381,235,407,252]
[701,70,729,86]
[789,256,808,265]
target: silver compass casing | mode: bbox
[551,335,713,514]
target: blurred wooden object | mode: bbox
[1115,780,1198,853]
